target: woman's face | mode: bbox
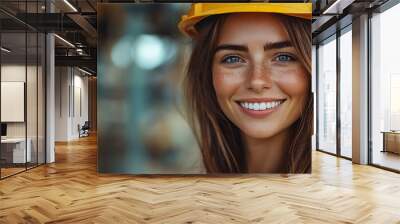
[212,13,309,139]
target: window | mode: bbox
[317,36,337,154]
[339,28,352,158]
[371,3,400,171]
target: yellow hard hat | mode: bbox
[178,3,312,38]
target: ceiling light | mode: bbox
[323,0,342,14]
[78,67,92,76]
[323,0,354,15]
[54,34,75,48]
[63,0,78,12]
[1,47,11,53]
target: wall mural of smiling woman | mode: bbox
[97,3,312,174]
[180,3,312,173]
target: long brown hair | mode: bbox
[184,13,312,173]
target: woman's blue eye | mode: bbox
[221,55,244,64]
[275,54,294,62]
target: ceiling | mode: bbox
[0,0,395,74]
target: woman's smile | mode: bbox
[236,98,286,118]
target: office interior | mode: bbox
[0,0,399,222]
[0,0,97,179]
[312,0,400,172]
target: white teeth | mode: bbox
[254,103,260,110]
[239,101,283,111]
[260,102,266,110]
[249,103,254,110]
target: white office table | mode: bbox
[1,138,31,163]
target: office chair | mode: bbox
[79,121,90,138]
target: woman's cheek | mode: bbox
[212,68,246,99]
[274,67,309,97]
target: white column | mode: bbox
[46,33,55,163]
[352,14,369,164]
[45,1,55,163]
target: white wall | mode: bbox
[55,67,89,141]
[55,66,69,141]
[1,82,25,122]
[72,72,89,138]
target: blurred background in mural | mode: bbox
[98,4,203,174]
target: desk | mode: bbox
[382,131,400,154]
[1,138,31,163]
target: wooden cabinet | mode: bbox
[382,132,400,154]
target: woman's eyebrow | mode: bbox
[214,41,293,53]
[264,41,292,51]
[214,44,248,53]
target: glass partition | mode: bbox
[0,1,46,179]
[38,32,45,165]
[312,45,317,150]
[317,36,337,155]
[27,30,38,169]
[1,30,28,178]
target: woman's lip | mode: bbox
[235,98,286,103]
[236,100,284,118]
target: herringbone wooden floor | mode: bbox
[1,134,400,224]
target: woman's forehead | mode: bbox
[218,13,289,44]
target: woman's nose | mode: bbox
[247,64,273,93]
